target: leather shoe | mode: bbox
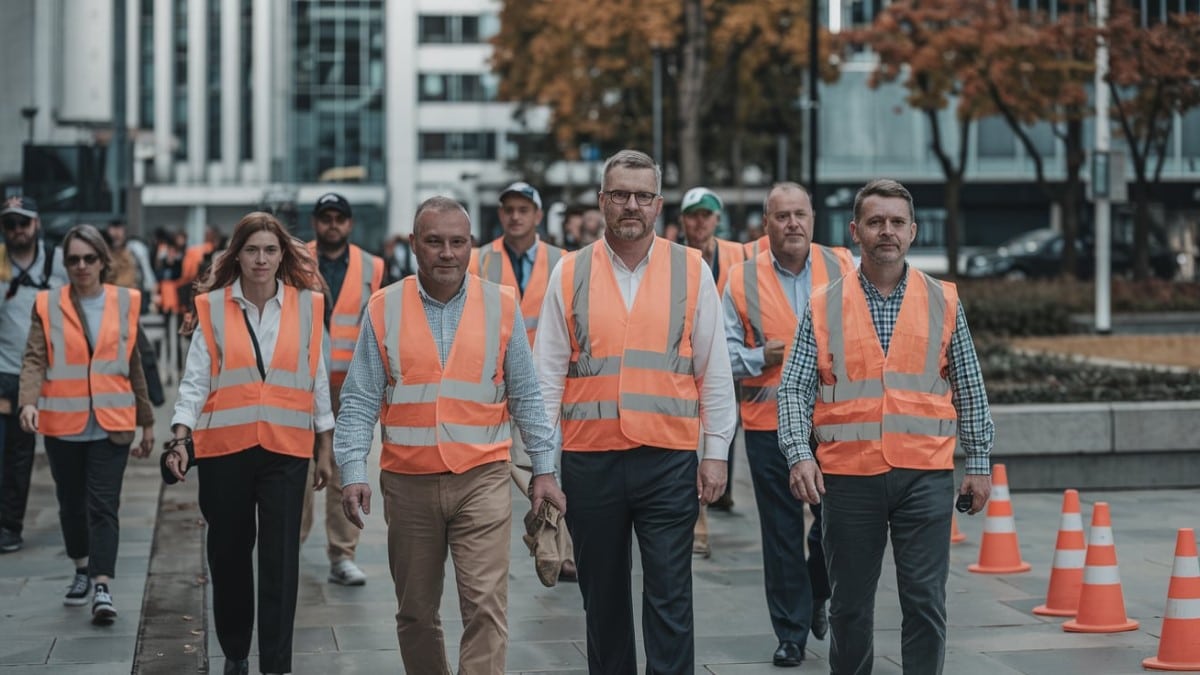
[772,640,803,667]
[223,658,249,675]
[558,559,578,583]
[811,600,828,640]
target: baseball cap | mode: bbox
[1,195,39,219]
[680,187,722,214]
[499,182,543,210]
[313,192,352,217]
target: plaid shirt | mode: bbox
[777,266,994,474]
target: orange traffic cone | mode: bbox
[968,464,1031,574]
[1063,502,1138,633]
[1033,489,1086,616]
[951,515,967,544]
[1143,528,1200,670]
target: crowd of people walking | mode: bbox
[0,148,995,675]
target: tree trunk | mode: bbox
[1060,118,1085,278]
[677,0,706,189]
[1133,180,1152,280]
[730,129,745,240]
[944,175,961,279]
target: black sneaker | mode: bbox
[91,584,116,624]
[64,573,91,606]
[0,527,22,553]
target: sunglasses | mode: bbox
[66,254,100,267]
[1,217,33,230]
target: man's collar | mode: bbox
[503,236,539,260]
[415,274,468,306]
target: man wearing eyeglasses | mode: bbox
[534,149,737,674]
[0,196,67,553]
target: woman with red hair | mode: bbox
[164,212,333,675]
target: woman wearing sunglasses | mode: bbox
[17,223,155,624]
[164,211,332,675]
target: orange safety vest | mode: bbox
[709,238,748,295]
[192,284,324,459]
[560,238,703,452]
[307,242,384,386]
[810,266,959,475]
[728,244,854,431]
[369,275,517,475]
[743,235,769,258]
[473,238,564,345]
[36,285,140,436]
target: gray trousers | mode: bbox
[822,468,954,675]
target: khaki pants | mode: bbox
[381,461,512,675]
[299,460,360,564]
[509,424,575,566]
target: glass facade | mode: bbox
[417,14,499,44]
[138,0,154,129]
[207,0,221,162]
[290,0,386,183]
[418,73,498,102]
[173,0,188,161]
[419,132,498,161]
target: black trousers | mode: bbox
[43,437,129,577]
[744,430,813,645]
[197,446,308,674]
[0,378,37,533]
[563,447,699,675]
[809,501,830,602]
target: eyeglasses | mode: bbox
[1,217,33,231]
[603,190,659,206]
[65,254,100,267]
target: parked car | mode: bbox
[963,228,1180,280]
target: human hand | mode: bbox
[959,474,992,515]
[531,473,567,516]
[763,339,787,367]
[313,451,333,491]
[697,459,728,505]
[164,438,190,483]
[18,405,38,433]
[133,426,154,458]
[788,460,825,504]
[341,483,372,529]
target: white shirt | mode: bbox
[171,278,334,433]
[533,237,737,459]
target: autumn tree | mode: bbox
[491,0,822,193]
[846,0,994,278]
[972,2,1094,277]
[1106,7,1200,279]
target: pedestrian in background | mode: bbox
[724,182,854,666]
[300,192,383,588]
[0,196,67,554]
[335,196,565,674]
[18,224,154,624]
[165,211,333,675]
[679,186,747,558]
[778,179,995,675]
[471,181,577,584]
[534,149,737,674]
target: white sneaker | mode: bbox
[92,584,117,624]
[328,560,366,586]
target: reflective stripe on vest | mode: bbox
[810,267,958,475]
[370,275,515,475]
[309,243,383,386]
[560,238,702,452]
[192,284,323,459]
[731,244,854,430]
[476,238,563,346]
[743,235,769,259]
[36,285,140,436]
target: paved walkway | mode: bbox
[1,423,1196,673]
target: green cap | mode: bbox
[680,187,723,214]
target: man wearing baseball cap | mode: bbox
[0,196,67,553]
[471,181,577,584]
[679,187,747,557]
[301,191,384,587]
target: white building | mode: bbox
[1,0,541,248]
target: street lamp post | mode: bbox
[1094,0,1111,334]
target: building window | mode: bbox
[418,14,488,43]
[290,0,386,183]
[139,0,154,129]
[418,73,498,102]
[173,0,188,160]
[419,132,497,160]
[207,0,221,162]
